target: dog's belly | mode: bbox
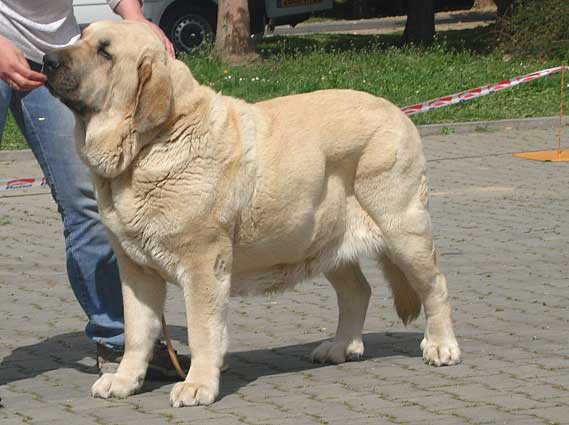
[233,172,348,270]
[231,196,384,296]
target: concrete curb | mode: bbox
[273,10,495,36]
[1,116,567,162]
[0,148,36,161]
[417,116,568,137]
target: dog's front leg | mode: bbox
[170,246,231,407]
[92,243,166,399]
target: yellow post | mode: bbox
[557,66,565,155]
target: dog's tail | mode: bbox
[378,255,422,325]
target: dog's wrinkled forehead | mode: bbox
[81,20,165,57]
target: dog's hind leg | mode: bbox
[311,262,371,364]
[382,236,460,367]
[379,254,422,326]
[357,172,461,366]
[354,124,460,366]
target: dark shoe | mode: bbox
[97,342,190,381]
[96,343,122,375]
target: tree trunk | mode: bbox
[353,0,367,19]
[496,0,514,17]
[403,0,435,44]
[214,0,258,65]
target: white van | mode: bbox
[72,0,333,52]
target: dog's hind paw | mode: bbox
[91,373,142,399]
[420,338,461,367]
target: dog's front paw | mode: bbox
[170,381,218,407]
[420,337,461,366]
[310,339,364,364]
[91,373,142,399]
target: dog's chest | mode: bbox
[101,176,184,273]
[114,197,168,267]
[102,161,219,275]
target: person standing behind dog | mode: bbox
[0,0,180,377]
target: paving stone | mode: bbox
[324,417,398,425]
[342,393,399,412]
[190,416,257,425]
[8,406,88,424]
[409,393,478,411]
[405,417,473,425]
[529,406,569,424]
[490,394,556,411]
[386,405,458,423]
[513,384,569,401]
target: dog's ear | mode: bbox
[133,54,173,134]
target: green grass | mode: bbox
[2,113,26,150]
[2,26,565,150]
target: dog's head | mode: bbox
[44,20,174,178]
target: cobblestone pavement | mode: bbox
[1,126,568,424]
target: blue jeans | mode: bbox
[0,68,125,351]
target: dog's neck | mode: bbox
[166,61,215,140]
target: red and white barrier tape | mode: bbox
[2,66,567,191]
[0,177,47,191]
[401,66,568,115]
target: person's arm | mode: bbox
[0,34,46,90]
[111,0,175,57]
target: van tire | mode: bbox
[160,2,217,53]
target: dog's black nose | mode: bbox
[43,51,61,71]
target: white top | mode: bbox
[0,0,121,63]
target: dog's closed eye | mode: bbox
[97,40,112,61]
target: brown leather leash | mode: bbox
[161,314,187,379]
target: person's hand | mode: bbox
[0,35,46,90]
[142,19,175,58]
[114,0,175,58]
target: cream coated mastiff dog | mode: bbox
[43,21,461,407]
